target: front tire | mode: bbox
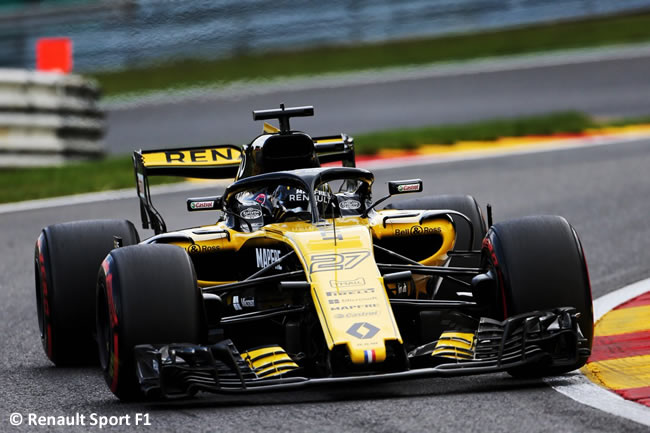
[96,244,205,400]
[34,220,139,366]
[483,215,593,377]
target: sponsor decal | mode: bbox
[334,311,380,319]
[397,183,421,193]
[331,303,377,311]
[255,248,281,268]
[326,287,375,297]
[344,311,379,318]
[190,200,214,210]
[164,148,236,164]
[329,296,376,304]
[394,225,442,236]
[346,322,380,339]
[233,295,256,311]
[339,199,361,210]
[309,251,370,273]
[319,228,343,241]
[186,244,220,254]
[329,277,365,288]
[240,207,263,219]
[136,173,146,199]
[288,189,331,203]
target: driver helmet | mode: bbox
[270,184,333,220]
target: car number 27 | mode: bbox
[309,251,370,273]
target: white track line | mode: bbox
[545,278,650,427]
[1,134,649,215]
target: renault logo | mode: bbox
[346,322,380,339]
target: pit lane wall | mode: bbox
[0,69,104,167]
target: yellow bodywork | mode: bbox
[431,331,475,360]
[163,210,457,365]
[141,146,242,168]
[241,345,299,378]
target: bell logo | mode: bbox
[346,322,380,339]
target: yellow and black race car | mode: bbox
[34,105,593,401]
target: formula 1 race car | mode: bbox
[34,105,593,401]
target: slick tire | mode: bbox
[96,244,205,401]
[483,215,593,377]
[386,195,487,296]
[34,219,139,366]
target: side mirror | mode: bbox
[388,179,423,195]
[361,179,423,218]
[187,195,222,212]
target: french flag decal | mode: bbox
[364,349,376,363]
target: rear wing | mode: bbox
[133,145,243,234]
[313,134,356,168]
[133,132,355,234]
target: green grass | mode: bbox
[0,156,177,204]
[603,114,650,126]
[353,111,595,154]
[92,12,650,97]
[2,110,645,204]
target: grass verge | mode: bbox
[0,157,177,204]
[92,12,650,97]
[1,111,648,204]
[353,111,595,154]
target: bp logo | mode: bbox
[346,322,380,339]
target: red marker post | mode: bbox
[36,38,73,74]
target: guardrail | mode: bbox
[2,1,650,72]
[0,68,104,167]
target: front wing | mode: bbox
[134,307,588,398]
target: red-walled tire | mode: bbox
[482,215,593,377]
[96,244,205,401]
[34,220,139,366]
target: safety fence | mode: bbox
[2,0,650,72]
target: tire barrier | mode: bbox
[0,68,104,167]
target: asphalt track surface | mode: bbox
[105,54,650,154]
[1,137,649,432]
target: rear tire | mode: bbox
[34,220,139,366]
[483,215,593,377]
[386,195,487,297]
[96,244,205,401]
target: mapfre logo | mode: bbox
[255,248,281,269]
